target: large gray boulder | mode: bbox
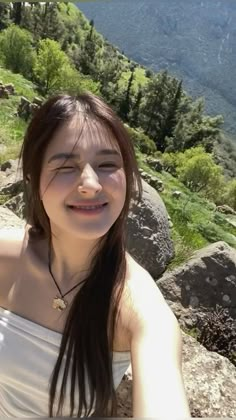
[157,241,236,321]
[3,192,25,219]
[0,159,23,196]
[0,206,25,229]
[116,331,236,418]
[127,179,174,278]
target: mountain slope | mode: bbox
[78,0,236,136]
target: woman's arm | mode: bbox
[127,269,191,419]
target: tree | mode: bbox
[10,2,23,25]
[78,20,101,77]
[138,71,180,151]
[159,80,183,148]
[95,44,123,106]
[0,3,10,30]
[129,85,143,127]
[166,97,224,153]
[21,3,43,40]
[59,66,100,96]
[119,66,136,121]
[33,39,73,94]
[41,3,65,42]
[21,2,65,43]
[0,24,35,78]
[125,126,156,154]
[176,147,225,201]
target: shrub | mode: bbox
[223,179,236,211]
[196,305,236,366]
[0,24,35,78]
[125,126,156,154]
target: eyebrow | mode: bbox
[47,149,121,164]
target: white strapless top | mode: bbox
[0,307,131,417]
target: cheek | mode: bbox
[39,171,71,199]
[105,171,126,196]
[39,172,59,200]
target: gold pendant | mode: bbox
[52,297,68,311]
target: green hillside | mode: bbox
[0,67,38,162]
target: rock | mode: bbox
[116,331,236,417]
[149,176,164,191]
[182,332,236,417]
[0,82,15,98]
[126,179,174,278]
[0,206,25,229]
[0,171,7,184]
[32,96,43,106]
[0,159,23,196]
[1,158,20,174]
[17,96,42,120]
[3,192,25,219]
[139,170,165,192]
[156,241,236,320]
[145,157,163,172]
[4,83,15,95]
[17,96,31,120]
[0,86,9,99]
[0,176,23,196]
[216,204,236,215]
[172,190,182,199]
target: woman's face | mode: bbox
[39,115,127,240]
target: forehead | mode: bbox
[45,114,121,156]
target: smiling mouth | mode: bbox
[68,203,108,210]
[67,203,108,214]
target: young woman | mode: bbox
[0,93,191,418]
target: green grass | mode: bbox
[0,67,37,99]
[137,155,236,269]
[182,326,200,340]
[0,67,39,162]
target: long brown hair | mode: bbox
[19,92,142,417]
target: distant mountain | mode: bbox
[78,0,236,136]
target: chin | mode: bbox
[60,223,112,241]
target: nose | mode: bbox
[77,164,102,195]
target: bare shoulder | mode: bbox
[0,225,27,260]
[0,224,33,303]
[122,253,177,336]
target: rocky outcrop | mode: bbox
[17,96,43,120]
[156,241,236,321]
[116,331,236,418]
[144,156,163,172]
[127,179,174,277]
[0,206,25,229]
[116,240,236,417]
[216,204,236,216]
[0,81,15,99]
[139,169,164,192]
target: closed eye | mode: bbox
[55,166,75,171]
[99,163,118,168]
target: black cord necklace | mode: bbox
[48,245,87,312]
